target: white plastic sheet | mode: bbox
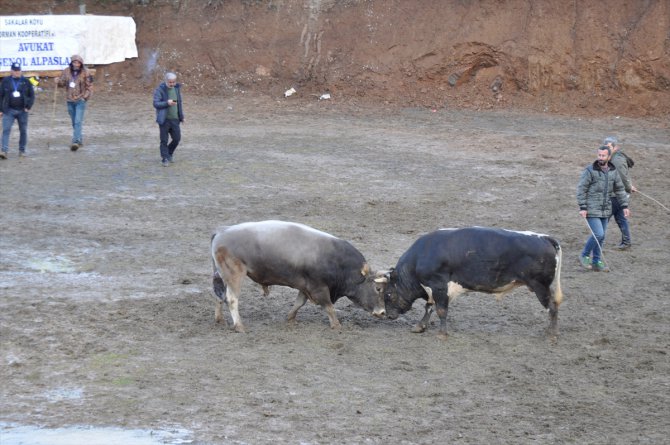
[0,15,138,72]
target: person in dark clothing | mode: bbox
[152,72,184,166]
[0,62,35,159]
[603,136,636,249]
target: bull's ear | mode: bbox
[360,263,370,276]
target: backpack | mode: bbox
[620,151,634,168]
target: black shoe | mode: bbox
[0,152,7,160]
[617,243,631,250]
[71,143,79,151]
[162,159,169,167]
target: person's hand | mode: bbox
[623,208,631,218]
[168,99,176,106]
[631,185,638,193]
[579,210,587,218]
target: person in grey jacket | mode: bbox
[152,72,184,166]
[604,136,636,249]
[577,145,630,271]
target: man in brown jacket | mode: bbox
[56,54,93,151]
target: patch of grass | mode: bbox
[89,352,132,368]
[25,371,42,382]
[110,376,135,386]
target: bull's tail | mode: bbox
[211,232,226,301]
[550,238,564,306]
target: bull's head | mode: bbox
[375,268,410,319]
[352,263,386,318]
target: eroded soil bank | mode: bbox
[5,0,670,117]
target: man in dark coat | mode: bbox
[0,62,35,159]
[604,136,636,249]
[152,72,184,166]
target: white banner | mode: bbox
[0,15,138,72]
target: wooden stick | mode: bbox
[637,190,670,212]
[47,78,58,149]
[582,216,610,272]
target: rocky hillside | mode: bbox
[6,0,670,116]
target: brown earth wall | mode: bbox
[3,1,670,114]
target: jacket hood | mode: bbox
[70,55,84,66]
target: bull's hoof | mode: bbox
[233,324,246,333]
[436,332,449,341]
[411,324,426,333]
[546,329,559,343]
[330,321,342,330]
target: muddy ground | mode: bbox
[1,90,669,444]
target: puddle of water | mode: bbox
[23,256,77,273]
[0,423,194,445]
[0,270,105,291]
[0,250,79,274]
[43,387,84,402]
[106,192,158,201]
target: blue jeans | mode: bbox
[67,99,87,144]
[159,119,181,161]
[581,217,609,263]
[609,197,631,245]
[2,108,28,153]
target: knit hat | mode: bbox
[603,136,619,146]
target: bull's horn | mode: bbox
[376,269,391,278]
[374,276,388,283]
[360,263,370,276]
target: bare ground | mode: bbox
[1,90,669,444]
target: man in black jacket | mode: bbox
[0,62,35,159]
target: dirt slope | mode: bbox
[5,0,670,116]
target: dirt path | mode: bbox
[1,91,669,444]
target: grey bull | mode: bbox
[211,220,386,332]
